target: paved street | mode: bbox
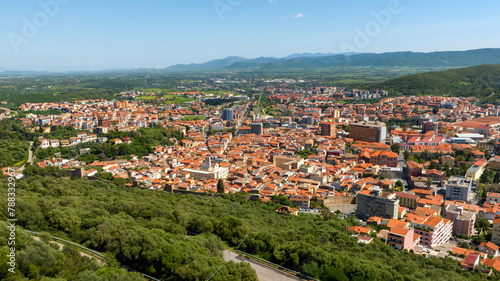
[223,250,303,281]
[398,151,410,190]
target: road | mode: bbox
[223,250,303,281]
[398,151,410,190]
[28,141,34,165]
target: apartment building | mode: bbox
[320,121,336,137]
[492,219,500,246]
[486,192,500,205]
[445,204,476,236]
[410,216,453,248]
[386,227,420,251]
[290,196,310,209]
[445,176,472,202]
[349,120,387,143]
[356,188,399,220]
[369,150,399,167]
[395,192,419,209]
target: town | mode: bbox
[4,82,500,274]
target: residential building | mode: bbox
[251,123,263,135]
[320,122,336,137]
[49,139,59,148]
[424,169,446,182]
[222,108,234,121]
[465,159,486,180]
[461,253,480,271]
[386,227,420,251]
[395,192,419,209]
[348,226,374,235]
[411,216,453,248]
[273,155,304,170]
[478,206,500,220]
[290,196,310,209]
[493,219,500,246]
[369,150,399,167]
[479,242,499,257]
[407,161,424,177]
[349,120,387,143]
[356,188,399,220]
[40,139,50,149]
[487,192,500,205]
[445,176,472,202]
[444,204,476,236]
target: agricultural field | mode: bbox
[182,115,205,121]
[163,94,196,104]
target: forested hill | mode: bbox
[1,169,498,280]
[368,64,500,103]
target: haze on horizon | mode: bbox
[1,0,500,71]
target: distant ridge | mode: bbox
[3,48,500,74]
[163,48,500,73]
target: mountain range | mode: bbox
[3,49,500,74]
[163,48,500,73]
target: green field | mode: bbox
[182,115,205,121]
[163,94,196,104]
[204,90,228,96]
[136,95,157,100]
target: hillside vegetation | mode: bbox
[369,64,500,103]
[1,170,498,281]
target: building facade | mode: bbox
[222,108,234,121]
[320,122,336,137]
[492,219,500,246]
[369,150,399,167]
[411,216,453,248]
[251,123,263,135]
[356,188,399,220]
[387,227,420,251]
[445,176,472,202]
[349,121,387,143]
[444,204,476,236]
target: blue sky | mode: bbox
[1,0,500,70]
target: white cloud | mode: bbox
[292,13,305,19]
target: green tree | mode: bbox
[394,180,404,191]
[494,172,500,184]
[217,179,225,194]
[390,143,400,154]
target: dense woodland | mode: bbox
[0,221,144,281]
[370,64,500,104]
[1,168,498,280]
[0,119,30,167]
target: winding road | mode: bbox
[223,250,304,281]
